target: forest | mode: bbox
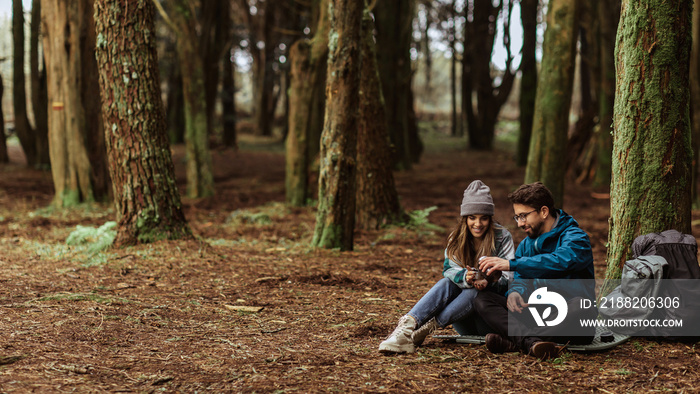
[0,0,699,392]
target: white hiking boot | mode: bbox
[378,315,417,353]
[411,317,438,346]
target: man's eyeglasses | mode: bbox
[513,209,538,223]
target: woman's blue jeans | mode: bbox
[407,277,479,332]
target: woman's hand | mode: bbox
[465,268,476,286]
[473,278,488,291]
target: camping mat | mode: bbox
[434,325,630,352]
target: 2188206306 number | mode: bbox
[598,296,680,309]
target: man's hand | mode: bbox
[507,292,528,313]
[479,257,510,275]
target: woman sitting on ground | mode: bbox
[379,180,515,353]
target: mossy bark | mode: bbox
[603,0,693,285]
[524,0,581,207]
[312,0,362,251]
[171,0,214,198]
[94,0,192,246]
[355,8,403,229]
[42,0,96,207]
[691,0,700,205]
[286,0,329,207]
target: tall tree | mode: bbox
[95,0,192,246]
[0,76,7,164]
[604,0,693,283]
[155,0,215,198]
[200,1,231,142]
[374,0,421,169]
[690,0,700,204]
[516,0,539,166]
[356,5,403,229]
[13,0,37,166]
[221,46,238,149]
[30,0,49,167]
[312,0,362,250]
[286,0,329,206]
[42,0,104,207]
[592,0,620,188]
[462,0,516,151]
[524,0,581,207]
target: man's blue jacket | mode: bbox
[507,209,595,301]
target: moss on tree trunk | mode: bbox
[524,0,581,207]
[604,0,693,285]
[95,0,192,246]
[312,0,362,251]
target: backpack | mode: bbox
[631,230,700,279]
[600,230,700,337]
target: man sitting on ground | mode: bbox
[476,182,597,360]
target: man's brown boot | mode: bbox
[485,333,519,354]
[529,341,560,360]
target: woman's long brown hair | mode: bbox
[445,216,496,268]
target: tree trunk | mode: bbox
[516,0,538,166]
[689,0,700,204]
[604,0,693,285]
[221,46,237,149]
[593,0,620,188]
[13,0,37,166]
[312,0,362,250]
[374,0,418,169]
[80,0,110,200]
[164,38,185,145]
[171,1,215,198]
[95,0,192,246]
[462,0,516,151]
[42,0,96,207]
[30,0,49,167]
[524,0,581,207]
[254,0,276,137]
[286,0,329,207]
[200,1,230,141]
[0,77,7,163]
[355,6,403,230]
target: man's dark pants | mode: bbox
[474,290,597,353]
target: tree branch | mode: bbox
[152,0,178,32]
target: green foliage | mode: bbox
[66,221,117,255]
[403,206,444,233]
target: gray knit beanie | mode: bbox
[460,180,494,216]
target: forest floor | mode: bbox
[1,130,699,393]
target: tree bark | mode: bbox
[164,37,185,145]
[592,0,620,188]
[221,46,237,149]
[312,0,362,250]
[0,77,7,163]
[30,0,49,167]
[604,0,693,285]
[95,0,192,246]
[200,1,231,141]
[286,0,329,207]
[690,0,700,204]
[516,0,538,166]
[374,0,419,169]
[170,0,215,198]
[355,6,403,229]
[42,0,97,207]
[524,0,581,207]
[13,0,37,166]
[253,0,277,137]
